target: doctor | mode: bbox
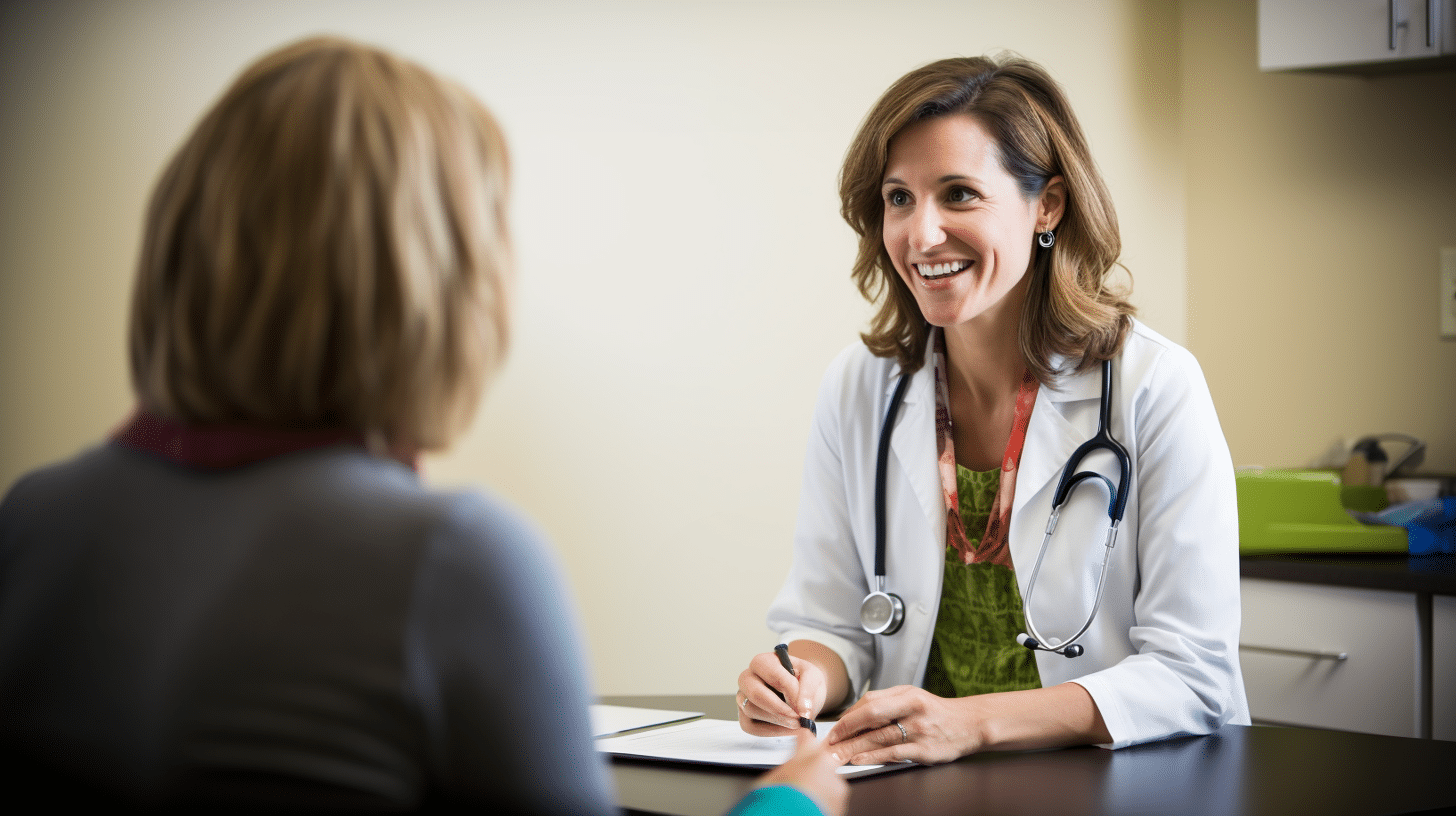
[737,55,1249,765]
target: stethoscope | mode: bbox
[858,358,1130,659]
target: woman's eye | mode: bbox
[947,187,977,203]
[886,190,911,207]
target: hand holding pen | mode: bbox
[736,643,825,738]
[775,644,818,736]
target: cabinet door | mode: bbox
[1436,594,1456,741]
[1259,0,1448,70]
[1241,577,1419,737]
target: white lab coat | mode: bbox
[767,319,1250,749]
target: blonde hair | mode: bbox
[129,36,511,452]
[840,55,1133,383]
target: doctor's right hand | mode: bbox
[737,649,828,737]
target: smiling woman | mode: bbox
[735,53,1250,767]
[879,114,1060,355]
[841,55,1130,387]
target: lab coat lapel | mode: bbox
[1013,363,1103,519]
[886,359,944,551]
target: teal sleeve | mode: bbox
[725,785,825,816]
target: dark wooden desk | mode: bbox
[602,695,1456,816]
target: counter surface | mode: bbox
[1240,552,1456,594]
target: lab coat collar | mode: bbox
[880,333,937,403]
[880,337,1106,529]
[883,343,1101,403]
[1039,354,1103,402]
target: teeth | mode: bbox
[916,261,969,279]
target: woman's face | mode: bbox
[880,114,1062,330]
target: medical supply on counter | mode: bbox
[1236,468,1406,554]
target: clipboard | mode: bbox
[590,704,703,737]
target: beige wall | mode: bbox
[1182,0,1456,473]
[3,0,1182,695]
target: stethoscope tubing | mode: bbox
[1020,514,1119,656]
[874,372,915,582]
[1050,359,1131,524]
[858,370,915,635]
[1020,359,1130,656]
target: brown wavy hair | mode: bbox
[840,54,1133,382]
[129,36,512,453]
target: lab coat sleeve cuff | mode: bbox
[1067,678,1134,750]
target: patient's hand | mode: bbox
[752,729,848,816]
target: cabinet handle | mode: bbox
[1429,0,1439,48]
[1390,0,1415,50]
[1240,643,1349,661]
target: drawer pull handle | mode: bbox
[1240,644,1348,661]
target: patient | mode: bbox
[0,36,845,816]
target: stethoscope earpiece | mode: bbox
[1017,632,1086,659]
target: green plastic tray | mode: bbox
[1236,468,1406,554]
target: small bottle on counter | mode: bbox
[1342,449,1370,486]
[1364,442,1388,485]
[1343,440,1389,487]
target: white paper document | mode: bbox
[597,718,896,778]
[589,704,703,737]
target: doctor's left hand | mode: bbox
[824,685,980,766]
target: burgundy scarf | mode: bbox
[112,409,418,471]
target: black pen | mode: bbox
[774,643,817,736]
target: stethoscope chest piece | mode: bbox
[860,585,905,635]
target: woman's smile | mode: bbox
[915,260,972,281]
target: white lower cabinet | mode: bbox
[1436,595,1456,741]
[1240,577,1419,738]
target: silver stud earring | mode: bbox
[1037,230,1055,248]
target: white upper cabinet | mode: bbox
[1259,0,1456,71]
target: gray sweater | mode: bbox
[0,442,615,813]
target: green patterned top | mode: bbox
[922,465,1042,697]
